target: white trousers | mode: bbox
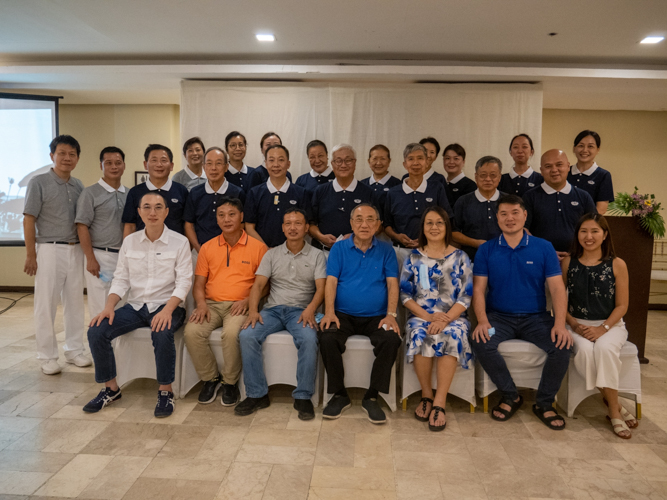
[568,318,628,391]
[34,243,85,360]
[84,249,119,319]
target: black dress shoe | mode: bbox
[294,399,315,421]
[221,383,240,406]
[234,395,271,416]
[198,374,222,404]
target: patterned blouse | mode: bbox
[567,257,616,321]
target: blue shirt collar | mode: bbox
[498,230,529,248]
[347,235,377,251]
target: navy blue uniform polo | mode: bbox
[183,181,245,246]
[499,168,544,197]
[122,179,189,235]
[453,190,504,261]
[401,169,447,188]
[295,169,335,194]
[225,164,255,192]
[445,175,477,207]
[523,182,596,252]
[247,165,293,191]
[474,232,562,314]
[361,174,402,216]
[309,179,376,239]
[245,180,308,248]
[384,179,453,240]
[567,163,614,204]
[327,236,398,317]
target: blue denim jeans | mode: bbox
[87,303,186,385]
[239,305,318,399]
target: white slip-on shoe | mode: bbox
[41,359,62,375]
[67,354,92,367]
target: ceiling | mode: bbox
[1,0,666,109]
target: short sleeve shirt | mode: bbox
[122,179,189,235]
[360,174,402,216]
[309,179,376,239]
[498,168,544,197]
[445,174,477,207]
[247,165,292,191]
[225,164,255,192]
[295,169,335,194]
[23,169,83,243]
[567,163,614,203]
[183,181,245,246]
[172,167,206,192]
[75,180,127,248]
[453,190,503,261]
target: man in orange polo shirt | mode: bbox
[184,197,268,406]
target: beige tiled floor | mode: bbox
[0,292,666,499]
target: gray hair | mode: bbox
[351,202,381,220]
[204,146,228,163]
[403,143,427,160]
[331,143,356,159]
[474,155,502,172]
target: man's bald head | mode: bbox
[540,149,570,189]
[540,149,568,166]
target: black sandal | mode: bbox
[428,405,446,432]
[532,404,566,431]
[491,395,523,422]
[414,397,433,422]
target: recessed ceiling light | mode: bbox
[256,34,276,42]
[640,36,664,44]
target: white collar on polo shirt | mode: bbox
[184,165,206,180]
[310,166,333,178]
[541,181,572,195]
[205,180,229,194]
[227,164,248,175]
[571,162,599,176]
[371,172,393,185]
[98,178,126,193]
[267,179,290,193]
[424,169,435,180]
[139,224,170,244]
[332,178,358,192]
[146,178,172,191]
[509,166,535,179]
[475,189,500,202]
[402,178,428,194]
[447,172,465,184]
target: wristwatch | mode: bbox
[387,312,397,318]
[602,323,610,331]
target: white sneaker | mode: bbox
[41,359,62,375]
[67,354,92,367]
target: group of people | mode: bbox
[22,128,638,438]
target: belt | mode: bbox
[93,246,120,254]
[310,239,330,251]
[48,241,78,245]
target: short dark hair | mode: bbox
[182,137,205,156]
[574,130,601,148]
[497,194,526,211]
[417,207,452,248]
[283,207,307,222]
[217,197,244,213]
[225,131,247,150]
[350,202,381,220]
[139,191,169,207]
[570,213,615,260]
[307,140,328,155]
[264,144,290,160]
[475,155,503,173]
[509,134,534,152]
[443,143,466,160]
[260,131,282,149]
[144,144,173,162]
[49,135,80,156]
[99,146,125,162]
[419,137,441,156]
[368,144,390,159]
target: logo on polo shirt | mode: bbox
[528,183,535,187]
[588,180,595,185]
[171,198,179,203]
[242,260,250,264]
[354,199,361,203]
[527,261,534,264]
[453,188,459,192]
[289,200,297,205]
[384,187,389,191]
[426,198,433,202]
[571,201,579,206]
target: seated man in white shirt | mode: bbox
[83,192,193,418]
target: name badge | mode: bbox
[274,195,280,205]
[571,201,579,206]
[588,180,595,185]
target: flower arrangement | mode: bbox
[608,187,665,238]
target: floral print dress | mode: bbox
[399,248,474,367]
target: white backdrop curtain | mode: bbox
[180,81,543,180]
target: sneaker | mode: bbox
[198,374,222,404]
[322,394,351,419]
[221,383,240,407]
[41,359,62,375]
[154,390,175,418]
[66,354,92,367]
[83,387,122,413]
[294,399,315,421]
[234,395,271,416]
[361,398,386,424]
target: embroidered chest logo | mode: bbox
[171,198,179,203]
[241,260,250,264]
[528,182,535,187]
[588,180,595,185]
[452,188,459,192]
[384,187,389,191]
[289,200,297,205]
[354,199,361,203]
[526,261,534,264]
[571,201,579,206]
[426,198,433,202]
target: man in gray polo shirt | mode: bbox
[76,146,128,318]
[236,207,326,420]
[23,135,91,375]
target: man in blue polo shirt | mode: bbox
[295,140,335,194]
[245,145,307,247]
[320,203,401,424]
[122,144,189,236]
[523,149,596,260]
[452,155,504,261]
[184,147,245,251]
[471,194,572,430]
[309,144,375,251]
[384,143,453,251]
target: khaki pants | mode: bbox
[184,300,247,383]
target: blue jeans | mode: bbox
[471,311,571,407]
[87,303,186,385]
[239,305,318,399]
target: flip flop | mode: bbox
[428,405,446,432]
[414,397,433,422]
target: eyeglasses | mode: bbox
[332,158,356,166]
[139,204,166,212]
[351,217,378,225]
[227,143,246,150]
[477,174,499,180]
[425,221,446,228]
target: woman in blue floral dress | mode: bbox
[400,206,473,431]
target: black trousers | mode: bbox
[319,311,402,395]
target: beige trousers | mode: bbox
[184,300,247,383]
